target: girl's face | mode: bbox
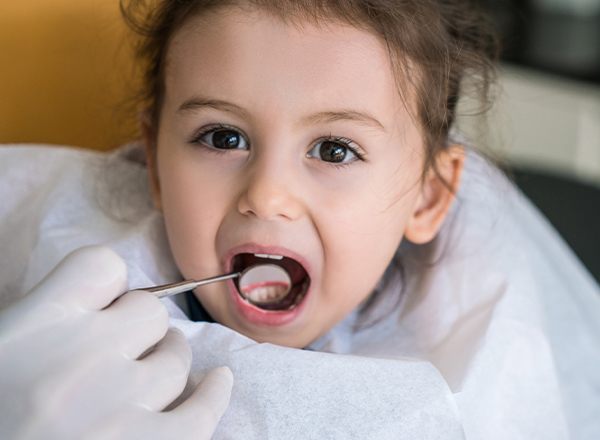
[149,8,461,348]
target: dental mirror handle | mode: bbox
[132,272,240,299]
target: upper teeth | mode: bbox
[254,253,284,260]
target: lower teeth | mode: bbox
[243,283,289,304]
[241,278,309,311]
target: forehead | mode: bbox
[163,7,411,127]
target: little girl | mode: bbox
[127,0,496,350]
[1,0,599,438]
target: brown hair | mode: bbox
[121,0,499,179]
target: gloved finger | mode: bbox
[27,245,128,311]
[93,290,169,359]
[26,346,144,437]
[133,328,192,412]
[85,367,232,440]
[166,366,234,438]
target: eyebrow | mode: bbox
[177,97,251,119]
[303,110,385,132]
[177,96,385,132]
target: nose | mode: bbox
[237,159,304,222]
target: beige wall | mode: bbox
[457,65,600,186]
[0,1,140,151]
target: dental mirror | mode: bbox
[237,263,292,305]
[135,264,292,303]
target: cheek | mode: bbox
[157,150,229,274]
[315,168,420,308]
[317,214,408,323]
[317,162,420,237]
[320,203,410,283]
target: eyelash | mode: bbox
[320,134,365,169]
[189,124,365,167]
[189,123,242,156]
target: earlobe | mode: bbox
[140,110,162,211]
[404,145,465,244]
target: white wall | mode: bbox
[456,65,600,187]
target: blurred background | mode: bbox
[461,0,600,281]
[0,0,598,281]
[0,1,139,151]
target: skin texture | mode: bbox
[145,8,464,348]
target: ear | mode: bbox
[404,144,465,244]
[140,110,162,211]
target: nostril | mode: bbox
[237,180,303,221]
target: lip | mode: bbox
[223,243,313,327]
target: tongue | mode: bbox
[239,264,291,305]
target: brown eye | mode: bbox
[307,139,358,164]
[198,128,249,150]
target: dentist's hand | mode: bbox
[0,246,233,439]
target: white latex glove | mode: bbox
[0,246,233,440]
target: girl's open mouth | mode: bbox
[232,253,311,311]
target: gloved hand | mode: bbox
[0,246,233,439]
